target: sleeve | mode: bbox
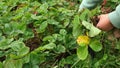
[79,0,102,11]
[108,5,120,29]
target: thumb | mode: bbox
[96,16,102,29]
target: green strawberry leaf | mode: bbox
[72,15,82,38]
[36,21,48,33]
[54,44,66,54]
[77,46,88,60]
[4,59,23,68]
[89,40,102,52]
[42,43,56,50]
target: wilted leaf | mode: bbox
[77,36,90,46]
[82,21,101,37]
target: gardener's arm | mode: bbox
[79,0,102,11]
[97,5,120,31]
[108,5,120,29]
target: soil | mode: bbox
[25,23,42,51]
[0,56,6,62]
[114,29,120,38]
[91,16,99,26]
[25,37,42,51]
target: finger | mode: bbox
[97,15,101,19]
[97,14,104,19]
[97,16,100,19]
[96,24,105,31]
[96,24,101,29]
[96,20,103,30]
[97,23,110,31]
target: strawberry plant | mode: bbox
[0,0,120,68]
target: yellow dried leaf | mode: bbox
[77,36,90,46]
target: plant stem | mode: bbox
[71,59,80,68]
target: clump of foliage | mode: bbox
[0,0,120,68]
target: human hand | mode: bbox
[96,14,114,31]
